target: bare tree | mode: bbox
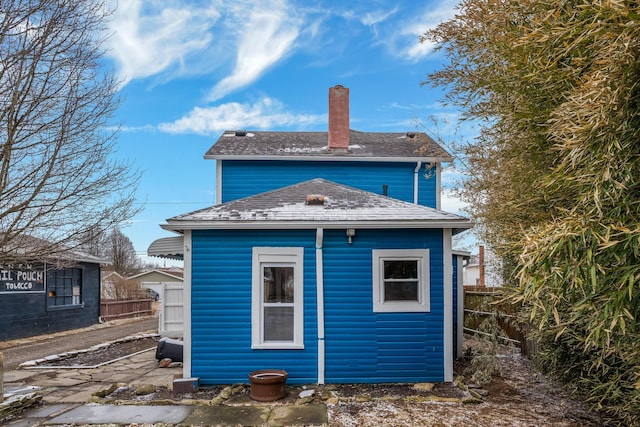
[77,226,108,258]
[105,227,138,275]
[0,0,140,264]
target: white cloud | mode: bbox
[106,0,301,97]
[207,1,302,101]
[388,1,458,62]
[441,188,468,216]
[360,7,398,27]
[158,97,324,135]
[107,0,221,86]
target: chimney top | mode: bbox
[328,85,350,150]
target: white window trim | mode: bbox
[372,249,430,313]
[252,247,304,349]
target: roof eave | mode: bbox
[161,220,474,232]
[204,154,454,163]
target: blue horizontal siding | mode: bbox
[190,227,447,385]
[221,160,437,208]
[322,228,445,383]
[191,229,318,385]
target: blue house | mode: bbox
[157,85,472,385]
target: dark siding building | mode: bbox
[0,258,103,341]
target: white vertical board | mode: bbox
[155,281,184,338]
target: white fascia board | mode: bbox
[215,160,222,205]
[161,220,474,232]
[204,155,453,163]
[452,250,472,257]
[182,230,192,379]
[443,228,453,381]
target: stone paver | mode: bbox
[56,384,107,403]
[28,375,87,387]
[182,405,270,427]
[129,373,175,387]
[3,371,37,383]
[5,417,42,426]
[87,371,129,382]
[22,403,74,418]
[46,404,193,425]
[270,404,328,426]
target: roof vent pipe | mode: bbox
[306,195,325,205]
[328,85,350,149]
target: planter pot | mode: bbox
[248,369,288,401]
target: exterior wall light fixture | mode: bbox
[346,228,356,245]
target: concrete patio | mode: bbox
[2,347,328,426]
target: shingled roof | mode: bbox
[204,130,452,162]
[162,179,472,234]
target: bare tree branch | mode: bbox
[0,0,140,263]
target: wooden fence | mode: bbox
[463,286,538,357]
[100,298,153,322]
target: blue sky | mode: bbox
[103,0,471,266]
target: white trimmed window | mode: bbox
[372,249,430,313]
[252,247,304,349]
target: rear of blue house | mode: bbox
[322,229,446,383]
[217,160,440,208]
[190,227,448,384]
[157,85,472,386]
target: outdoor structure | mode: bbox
[151,85,473,385]
[100,270,125,299]
[0,249,105,341]
[128,268,185,337]
[463,246,502,288]
[127,268,184,285]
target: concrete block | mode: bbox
[173,377,199,393]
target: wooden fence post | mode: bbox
[479,245,485,288]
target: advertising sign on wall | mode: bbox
[0,263,46,293]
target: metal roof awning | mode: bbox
[147,236,184,260]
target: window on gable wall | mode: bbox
[252,247,304,349]
[47,267,83,309]
[372,249,430,313]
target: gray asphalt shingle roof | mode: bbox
[204,130,452,162]
[163,179,471,233]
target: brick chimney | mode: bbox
[328,85,349,149]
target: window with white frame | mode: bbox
[372,249,430,312]
[252,247,304,349]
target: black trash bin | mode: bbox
[155,337,183,362]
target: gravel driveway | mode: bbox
[0,317,158,370]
